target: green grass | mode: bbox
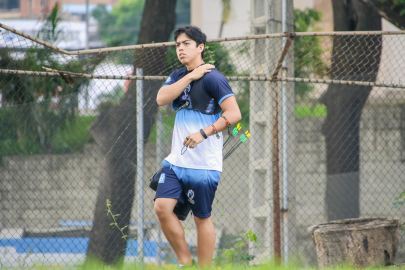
[295,105,327,118]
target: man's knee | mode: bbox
[154,198,177,218]
[194,215,212,226]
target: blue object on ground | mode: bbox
[0,237,161,257]
[59,221,158,227]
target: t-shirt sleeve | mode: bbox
[202,71,235,105]
[163,70,178,87]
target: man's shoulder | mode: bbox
[172,67,188,78]
[203,68,226,81]
[166,67,187,83]
[201,69,228,86]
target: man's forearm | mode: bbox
[202,111,242,138]
[156,75,193,106]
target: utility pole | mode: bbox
[85,0,90,50]
[85,0,90,109]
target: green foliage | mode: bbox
[294,8,329,98]
[93,0,190,46]
[92,0,145,46]
[392,191,405,230]
[147,112,176,143]
[204,45,216,64]
[393,191,405,209]
[0,3,98,161]
[203,43,236,76]
[221,0,232,23]
[106,199,130,242]
[234,80,250,129]
[106,199,138,260]
[163,41,237,74]
[37,2,64,44]
[0,115,95,158]
[52,116,95,154]
[214,230,259,266]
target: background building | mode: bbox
[0,0,117,20]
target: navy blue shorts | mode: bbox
[155,160,220,218]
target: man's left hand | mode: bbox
[183,132,205,149]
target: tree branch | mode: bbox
[357,0,405,30]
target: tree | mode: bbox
[0,3,92,155]
[322,0,382,221]
[85,0,178,267]
[358,0,405,30]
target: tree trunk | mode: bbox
[307,218,402,268]
[85,0,177,266]
[357,0,405,30]
[321,0,382,221]
[136,0,178,140]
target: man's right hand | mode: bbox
[187,64,215,81]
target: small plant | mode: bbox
[214,230,259,267]
[106,199,129,241]
[392,192,405,230]
[18,246,33,269]
[393,191,405,208]
[106,199,138,258]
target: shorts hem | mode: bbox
[154,196,185,204]
[192,212,211,219]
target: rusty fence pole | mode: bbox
[271,80,282,263]
[270,33,295,264]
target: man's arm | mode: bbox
[156,64,215,106]
[183,96,242,148]
[203,96,241,136]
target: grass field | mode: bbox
[14,260,396,270]
[295,105,327,118]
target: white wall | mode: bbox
[191,0,251,39]
[294,0,314,10]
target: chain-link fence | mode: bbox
[1,23,405,268]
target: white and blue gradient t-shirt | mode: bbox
[163,67,235,172]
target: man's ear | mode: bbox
[198,43,205,53]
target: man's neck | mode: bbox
[186,58,205,71]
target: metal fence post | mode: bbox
[136,68,144,265]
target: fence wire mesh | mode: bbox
[1,24,405,268]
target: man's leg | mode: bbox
[154,198,192,266]
[194,216,216,268]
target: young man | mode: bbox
[155,26,242,268]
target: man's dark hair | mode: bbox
[174,26,207,58]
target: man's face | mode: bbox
[175,33,204,65]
